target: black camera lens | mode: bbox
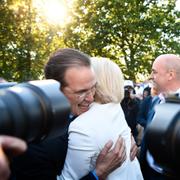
[0,80,70,142]
[145,98,180,176]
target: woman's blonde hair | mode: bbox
[91,57,124,104]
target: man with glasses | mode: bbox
[10,48,137,180]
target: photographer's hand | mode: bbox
[0,136,27,180]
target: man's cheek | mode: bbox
[71,104,79,116]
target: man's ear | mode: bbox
[168,69,175,81]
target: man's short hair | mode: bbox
[44,48,91,87]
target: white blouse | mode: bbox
[58,102,143,180]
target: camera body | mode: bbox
[0,80,70,142]
[145,94,180,176]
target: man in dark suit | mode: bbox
[137,83,159,129]
[139,95,161,178]
[139,54,180,180]
[10,48,137,180]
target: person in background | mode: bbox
[140,54,180,180]
[137,83,159,129]
[142,86,151,100]
[121,85,140,143]
[58,57,143,180]
[136,82,159,158]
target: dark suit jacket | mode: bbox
[139,96,161,169]
[10,123,96,180]
[137,95,153,128]
[10,129,68,180]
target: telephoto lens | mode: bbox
[0,79,70,142]
[145,95,180,176]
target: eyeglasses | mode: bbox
[65,84,96,100]
[75,85,96,100]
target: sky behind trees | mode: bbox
[0,0,179,82]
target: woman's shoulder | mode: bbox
[69,103,119,130]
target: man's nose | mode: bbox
[84,91,94,102]
[150,72,153,79]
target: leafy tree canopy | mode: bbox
[64,0,180,81]
[0,0,65,82]
[0,0,179,82]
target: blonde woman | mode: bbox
[58,58,143,180]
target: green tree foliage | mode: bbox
[64,0,180,81]
[0,0,179,82]
[0,0,65,82]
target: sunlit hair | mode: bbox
[44,48,91,87]
[91,57,124,104]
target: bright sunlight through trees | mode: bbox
[33,0,69,26]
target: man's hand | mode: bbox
[0,136,27,180]
[95,136,126,180]
[130,135,138,161]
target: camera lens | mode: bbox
[0,80,70,142]
[145,101,180,175]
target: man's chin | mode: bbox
[79,106,89,114]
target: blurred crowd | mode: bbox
[121,79,158,146]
